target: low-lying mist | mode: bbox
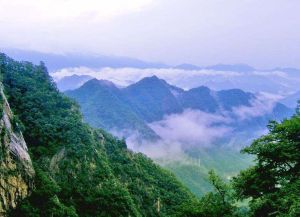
[52,68,294,165]
[119,95,279,161]
[52,66,300,94]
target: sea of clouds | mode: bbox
[51,67,300,94]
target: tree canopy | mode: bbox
[232,105,300,216]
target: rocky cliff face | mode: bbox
[0,84,34,216]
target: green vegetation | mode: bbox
[123,76,183,122]
[0,54,193,217]
[232,106,300,216]
[177,106,300,216]
[66,73,292,198]
[1,53,298,216]
[164,149,253,197]
[65,79,159,141]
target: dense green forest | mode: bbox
[0,54,193,217]
[0,53,299,216]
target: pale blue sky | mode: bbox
[0,0,299,68]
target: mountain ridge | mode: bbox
[66,76,293,141]
[6,48,300,75]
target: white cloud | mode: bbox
[232,92,283,120]
[120,93,286,159]
[51,67,243,90]
[51,67,300,94]
[123,110,233,159]
[124,104,278,159]
[149,109,232,148]
[95,94,285,160]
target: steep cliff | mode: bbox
[0,83,34,216]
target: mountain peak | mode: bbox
[132,75,164,87]
[145,75,160,81]
[83,78,116,88]
[216,88,254,109]
[97,79,116,87]
[124,76,183,122]
[190,86,211,92]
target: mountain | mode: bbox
[179,86,218,113]
[216,89,253,110]
[67,76,293,140]
[66,79,159,141]
[65,76,187,140]
[0,53,194,216]
[3,49,258,73]
[123,76,183,122]
[2,48,169,72]
[178,87,254,113]
[65,76,293,197]
[56,74,93,91]
[230,102,293,135]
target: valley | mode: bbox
[63,75,293,196]
[1,1,300,216]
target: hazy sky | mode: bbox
[0,0,299,68]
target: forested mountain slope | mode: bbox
[123,76,183,122]
[66,79,159,141]
[65,76,293,198]
[66,76,292,141]
[0,53,193,217]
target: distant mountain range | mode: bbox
[174,63,255,72]
[55,70,300,96]
[56,74,93,91]
[4,48,300,75]
[2,48,169,71]
[65,76,293,142]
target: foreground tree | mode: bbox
[232,104,300,216]
[176,105,300,217]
